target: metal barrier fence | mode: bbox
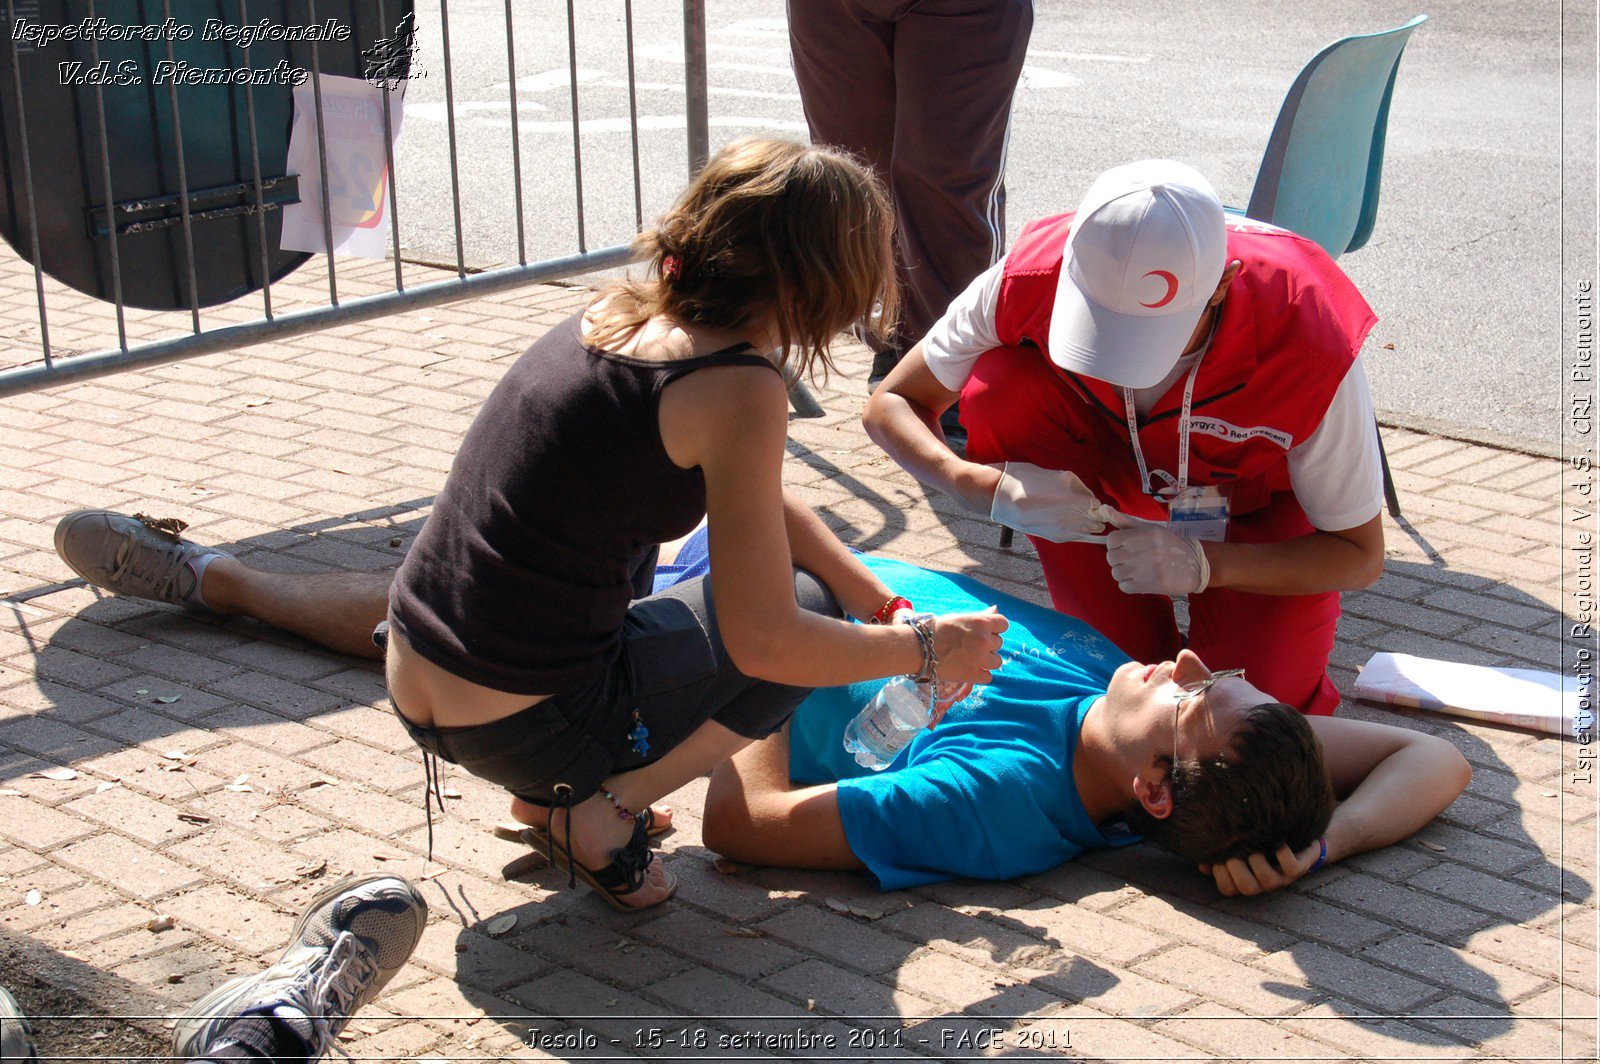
[0,0,839,413]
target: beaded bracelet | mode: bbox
[600,786,637,822]
[901,612,939,686]
[871,595,913,625]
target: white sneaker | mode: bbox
[172,875,427,1061]
[0,986,37,1064]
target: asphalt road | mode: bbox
[388,0,1590,454]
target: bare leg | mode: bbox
[509,720,755,908]
[202,558,393,660]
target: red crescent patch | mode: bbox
[1140,270,1179,309]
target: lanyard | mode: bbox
[1123,311,1221,499]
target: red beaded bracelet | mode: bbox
[870,596,913,625]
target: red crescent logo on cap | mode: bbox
[1140,270,1179,308]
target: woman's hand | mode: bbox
[930,607,1008,686]
[1199,838,1323,897]
[928,680,974,728]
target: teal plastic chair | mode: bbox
[1236,14,1428,517]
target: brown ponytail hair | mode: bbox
[587,137,899,380]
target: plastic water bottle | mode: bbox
[843,676,935,770]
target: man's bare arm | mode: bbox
[701,725,864,871]
[862,342,1003,514]
[1205,715,1472,896]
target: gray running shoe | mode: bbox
[0,985,37,1064]
[172,874,427,1061]
[53,510,228,610]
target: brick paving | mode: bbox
[0,250,1595,1061]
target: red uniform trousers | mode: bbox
[962,346,1342,716]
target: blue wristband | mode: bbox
[1309,836,1328,872]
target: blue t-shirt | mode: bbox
[786,557,1141,890]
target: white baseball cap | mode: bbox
[1047,160,1227,389]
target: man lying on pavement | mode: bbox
[53,512,1469,896]
[702,554,1471,896]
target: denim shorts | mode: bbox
[394,567,840,806]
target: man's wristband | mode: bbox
[1309,836,1328,872]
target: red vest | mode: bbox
[989,212,1377,518]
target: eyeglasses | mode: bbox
[1173,667,1246,701]
[1170,667,1246,770]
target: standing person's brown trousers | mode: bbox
[789,0,1034,387]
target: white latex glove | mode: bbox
[1103,508,1212,596]
[989,462,1111,543]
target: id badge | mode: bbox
[1166,485,1229,542]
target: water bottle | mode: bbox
[843,676,935,770]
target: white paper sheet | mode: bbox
[280,74,404,259]
[1354,651,1589,737]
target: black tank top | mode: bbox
[389,312,777,694]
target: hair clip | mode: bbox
[661,254,682,282]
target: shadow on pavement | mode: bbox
[3,493,1591,1056]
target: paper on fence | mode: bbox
[281,74,404,259]
[1354,651,1586,737]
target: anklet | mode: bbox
[600,786,636,821]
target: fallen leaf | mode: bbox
[156,695,181,705]
[307,778,337,789]
[1382,342,1395,350]
[388,538,403,548]
[31,767,78,781]
[712,857,749,875]
[501,852,547,879]
[491,823,525,841]
[726,928,762,939]
[146,916,176,932]
[439,786,463,799]
[25,889,41,906]
[1417,839,1446,852]
[485,914,518,936]
[166,974,184,984]
[225,783,255,793]
[95,781,119,793]
[90,1032,107,1041]
[825,898,851,915]
[1542,791,1558,798]
[136,688,149,695]
[244,397,272,408]
[420,867,449,881]
[177,812,212,824]
[161,751,189,761]
[295,859,328,879]
[847,902,892,920]
[371,851,401,862]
